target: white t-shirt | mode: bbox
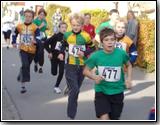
[2,16,14,32]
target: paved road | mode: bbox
[2,47,155,121]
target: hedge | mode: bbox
[136,19,155,72]
[45,4,71,36]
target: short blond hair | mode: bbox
[115,18,127,28]
[69,13,84,25]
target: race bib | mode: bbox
[115,42,127,51]
[69,44,86,57]
[98,66,121,82]
[20,34,34,45]
[40,32,46,39]
[55,41,62,51]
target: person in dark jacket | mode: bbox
[45,22,67,94]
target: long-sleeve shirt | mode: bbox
[115,35,138,64]
[33,17,47,39]
[45,32,65,59]
[60,30,95,65]
[82,24,95,39]
[12,22,40,54]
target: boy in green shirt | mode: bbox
[33,8,48,73]
[95,9,119,48]
[83,27,132,120]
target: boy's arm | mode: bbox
[125,60,132,89]
[84,42,96,57]
[57,40,68,61]
[83,66,103,84]
[129,43,138,64]
[44,35,56,53]
[34,28,41,44]
[84,34,96,57]
[59,39,68,53]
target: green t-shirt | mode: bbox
[33,17,47,38]
[84,48,129,95]
[96,20,113,34]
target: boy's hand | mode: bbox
[125,79,132,89]
[94,75,104,84]
[41,22,45,27]
[58,53,64,61]
[77,51,84,58]
[48,53,52,59]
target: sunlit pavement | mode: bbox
[2,46,155,120]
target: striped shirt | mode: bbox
[61,30,95,65]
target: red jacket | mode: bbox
[82,24,95,39]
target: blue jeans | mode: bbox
[65,64,84,119]
[18,50,35,82]
[34,38,46,66]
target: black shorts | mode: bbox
[94,92,124,120]
[3,30,11,39]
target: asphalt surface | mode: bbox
[2,46,155,121]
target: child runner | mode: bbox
[12,9,40,94]
[58,13,95,119]
[114,19,138,65]
[95,9,119,48]
[83,27,132,120]
[33,8,48,73]
[83,12,97,53]
[45,22,68,94]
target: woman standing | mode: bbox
[33,8,48,73]
[126,10,138,47]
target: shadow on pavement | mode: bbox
[121,96,155,120]
[125,81,155,96]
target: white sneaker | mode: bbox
[54,87,62,94]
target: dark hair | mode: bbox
[127,10,136,19]
[100,27,116,43]
[59,21,68,28]
[24,9,35,18]
[38,8,47,16]
[84,13,91,18]
[109,9,119,15]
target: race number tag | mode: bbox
[69,44,86,57]
[115,42,127,51]
[98,66,121,82]
[21,34,34,45]
[55,41,62,51]
[40,32,46,39]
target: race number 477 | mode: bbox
[98,66,121,82]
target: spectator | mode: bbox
[52,8,62,34]
[126,10,138,47]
